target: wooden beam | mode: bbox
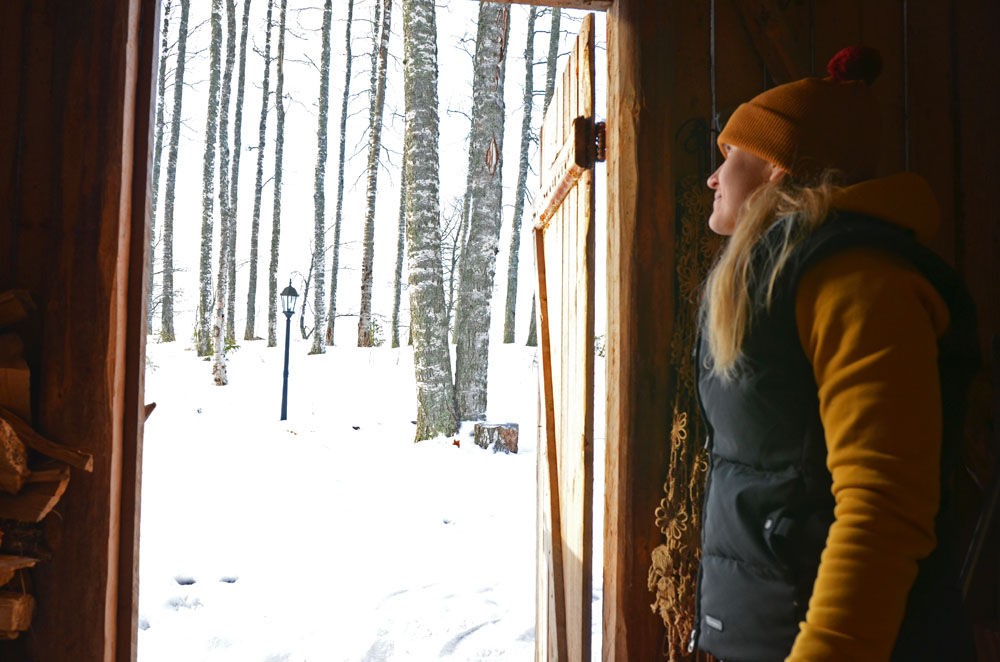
[487,0,612,11]
[0,0,145,658]
[118,1,158,660]
[605,1,674,659]
[732,0,807,84]
[605,0,718,659]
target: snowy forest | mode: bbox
[147,0,597,440]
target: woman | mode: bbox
[691,47,978,661]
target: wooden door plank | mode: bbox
[535,12,596,662]
[535,225,570,662]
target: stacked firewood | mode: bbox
[0,290,93,639]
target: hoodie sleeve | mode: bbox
[785,247,951,662]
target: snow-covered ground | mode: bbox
[138,336,605,661]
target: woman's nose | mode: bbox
[706,167,720,190]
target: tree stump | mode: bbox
[473,423,519,454]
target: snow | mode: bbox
[139,336,606,661]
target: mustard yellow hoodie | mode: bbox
[786,173,952,661]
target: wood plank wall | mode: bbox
[0,0,152,659]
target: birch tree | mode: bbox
[160,0,191,342]
[526,7,560,348]
[226,0,252,344]
[244,0,274,340]
[198,0,224,357]
[309,0,334,355]
[390,167,406,348]
[403,0,458,440]
[357,0,392,347]
[502,6,537,344]
[324,0,354,346]
[454,2,511,420]
[212,0,238,383]
[267,0,289,348]
[149,0,173,328]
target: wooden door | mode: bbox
[534,13,597,662]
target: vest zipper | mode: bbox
[690,332,716,654]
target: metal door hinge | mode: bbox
[595,121,607,163]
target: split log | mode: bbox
[0,557,38,587]
[0,407,93,472]
[473,423,519,454]
[0,591,35,633]
[0,337,30,423]
[0,518,58,562]
[0,463,70,522]
[0,291,34,330]
[0,420,30,495]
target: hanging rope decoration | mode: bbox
[647,175,719,661]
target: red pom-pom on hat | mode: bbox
[827,46,882,85]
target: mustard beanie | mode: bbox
[717,46,883,182]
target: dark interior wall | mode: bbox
[0,0,151,659]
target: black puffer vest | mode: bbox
[691,212,979,662]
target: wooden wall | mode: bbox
[0,0,155,659]
[607,0,1000,659]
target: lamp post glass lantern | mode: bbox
[280,280,298,421]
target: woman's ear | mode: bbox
[767,165,786,183]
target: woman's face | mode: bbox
[706,145,783,235]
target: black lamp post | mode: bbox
[280,280,299,421]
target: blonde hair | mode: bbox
[703,172,841,379]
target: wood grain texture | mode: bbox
[535,14,595,661]
[118,0,157,660]
[0,0,144,659]
[489,0,611,10]
[606,0,698,659]
[731,0,808,84]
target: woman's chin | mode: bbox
[708,212,734,236]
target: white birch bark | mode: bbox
[149,0,173,328]
[267,0,288,348]
[454,2,511,420]
[526,7,560,348]
[160,0,190,342]
[403,0,458,440]
[502,6,537,344]
[244,0,274,340]
[356,0,392,347]
[212,0,237,384]
[226,0,252,344]
[324,0,355,346]
[309,0,333,355]
[390,169,406,348]
[198,0,224,357]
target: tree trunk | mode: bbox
[149,0,173,329]
[213,0,238,384]
[309,0,333,355]
[226,0,252,344]
[390,169,406,348]
[450,154,474,343]
[502,6,537,344]
[267,0,289,348]
[160,0,190,342]
[403,0,458,441]
[244,0,274,341]
[198,0,224,357]
[454,2,511,421]
[325,0,354,346]
[356,0,392,347]
[299,254,313,339]
[526,7,559,349]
